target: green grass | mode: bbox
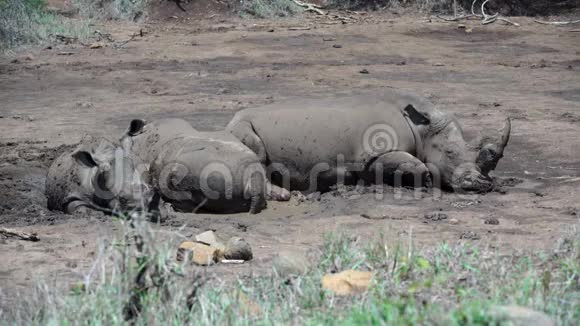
[3,217,579,325]
[0,0,91,49]
[240,0,302,18]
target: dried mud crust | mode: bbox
[0,15,579,305]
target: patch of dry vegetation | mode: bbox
[3,212,578,325]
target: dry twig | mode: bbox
[435,0,519,26]
[0,227,39,241]
[292,0,326,15]
[534,19,580,26]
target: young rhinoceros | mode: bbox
[120,118,268,214]
[226,90,510,193]
[46,135,153,215]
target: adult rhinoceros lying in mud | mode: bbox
[46,135,154,215]
[119,118,271,214]
[226,90,511,193]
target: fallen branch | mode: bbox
[0,227,39,241]
[435,0,519,26]
[292,0,326,15]
[435,14,477,22]
[534,19,580,26]
[288,26,311,31]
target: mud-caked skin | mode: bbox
[120,118,267,214]
[45,135,153,215]
[226,90,511,193]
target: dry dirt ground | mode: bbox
[0,11,579,309]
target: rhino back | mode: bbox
[129,118,198,163]
[233,96,416,170]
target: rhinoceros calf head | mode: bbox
[405,104,511,193]
[46,136,153,215]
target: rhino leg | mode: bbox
[365,151,432,188]
[228,120,267,164]
[229,121,291,201]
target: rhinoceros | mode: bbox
[119,118,272,214]
[226,91,510,193]
[46,135,153,215]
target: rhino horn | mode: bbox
[475,117,511,175]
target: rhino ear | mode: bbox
[72,151,98,168]
[404,104,430,125]
[127,119,147,136]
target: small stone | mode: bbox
[322,270,373,295]
[449,218,459,225]
[359,69,369,74]
[268,29,274,32]
[323,37,336,41]
[306,192,321,201]
[460,231,480,240]
[24,54,34,61]
[484,216,500,225]
[176,241,218,266]
[424,212,448,221]
[195,230,225,251]
[223,237,252,261]
[332,44,342,48]
[457,24,466,29]
[489,305,555,326]
[273,250,310,277]
[361,208,389,220]
[465,27,473,33]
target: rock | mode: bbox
[361,207,389,220]
[449,218,459,225]
[484,216,500,225]
[306,191,321,201]
[460,231,480,240]
[332,44,342,48]
[195,230,225,251]
[359,69,369,74]
[176,241,218,266]
[489,305,554,326]
[424,212,448,221]
[273,250,310,277]
[323,37,336,41]
[223,237,252,261]
[322,270,373,295]
[432,62,445,67]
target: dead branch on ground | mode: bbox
[534,19,580,26]
[435,0,519,26]
[292,0,326,15]
[0,227,39,241]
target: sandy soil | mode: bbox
[0,12,579,309]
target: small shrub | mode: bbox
[240,0,302,18]
[0,0,90,49]
[73,0,149,21]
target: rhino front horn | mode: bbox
[476,117,511,175]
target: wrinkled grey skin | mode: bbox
[227,90,510,193]
[46,135,153,215]
[120,118,267,214]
